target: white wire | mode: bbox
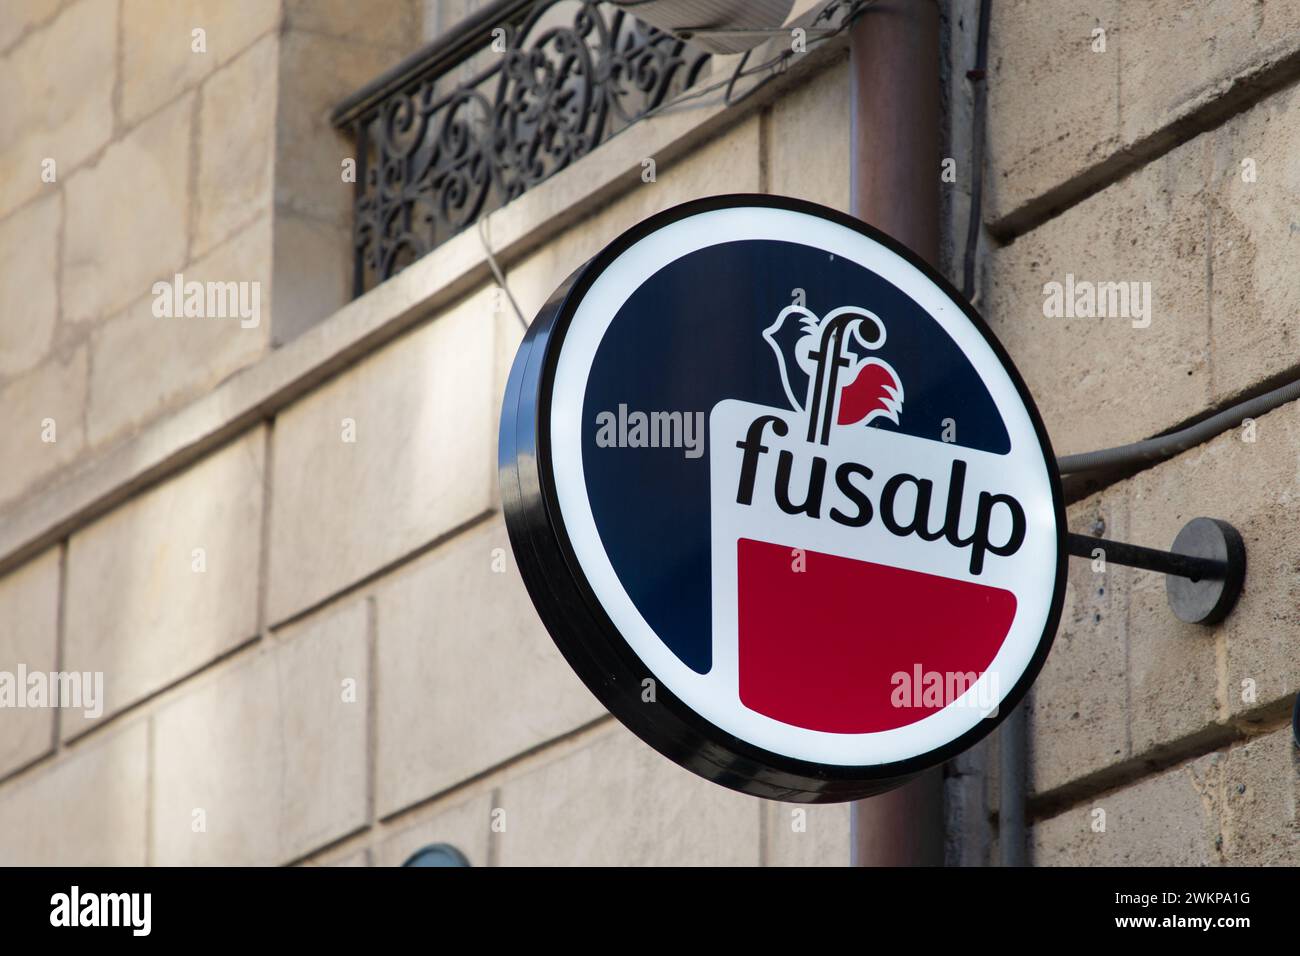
[470,0,873,328]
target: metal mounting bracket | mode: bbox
[1066,517,1246,626]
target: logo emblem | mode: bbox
[762,304,903,436]
[500,195,1065,801]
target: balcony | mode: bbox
[330,0,714,297]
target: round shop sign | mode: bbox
[499,194,1066,801]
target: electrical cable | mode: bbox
[477,216,529,330]
[961,0,991,302]
[722,48,753,107]
[955,0,1028,870]
[940,0,1300,478]
[1058,375,1300,474]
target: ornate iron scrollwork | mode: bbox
[337,1,710,296]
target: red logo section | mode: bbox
[737,538,1016,733]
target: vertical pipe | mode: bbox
[999,702,1028,866]
[848,0,943,867]
[849,0,940,262]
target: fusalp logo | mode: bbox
[712,303,1026,735]
[504,195,1065,798]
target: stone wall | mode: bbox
[3,0,1293,867]
[0,1,853,866]
[0,0,420,510]
[981,0,1300,864]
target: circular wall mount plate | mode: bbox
[1166,517,1246,626]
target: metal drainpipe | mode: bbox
[847,0,944,867]
[999,702,1028,866]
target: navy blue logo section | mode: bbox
[581,239,1010,674]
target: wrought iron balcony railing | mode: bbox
[331,0,712,297]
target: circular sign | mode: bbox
[500,194,1065,801]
